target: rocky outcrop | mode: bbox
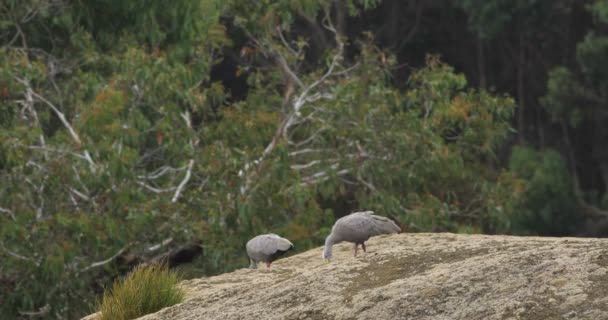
[84,233,608,320]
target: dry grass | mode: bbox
[98,264,185,320]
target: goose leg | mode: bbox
[362,242,366,253]
[266,262,272,269]
[353,243,359,257]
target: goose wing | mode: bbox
[247,234,293,261]
[334,211,400,242]
[260,234,293,254]
[362,212,401,235]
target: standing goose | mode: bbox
[322,211,401,261]
[246,233,294,269]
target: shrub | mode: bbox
[98,264,185,320]
[508,146,579,235]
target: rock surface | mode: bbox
[84,233,608,320]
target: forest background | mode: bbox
[2,0,608,318]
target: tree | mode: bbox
[1,0,225,317]
[0,1,526,318]
[541,0,608,220]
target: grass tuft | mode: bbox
[98,264,185,320]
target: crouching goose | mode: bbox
[246,234,294,269]
[322,211,401,261]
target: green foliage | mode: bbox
[72,0,223,53]
[98,264,184,320]
[456,0,519,38]
[0,0,226,318]
[508,147,579,235]
[591,0,608,23]
[577,32,608,89]
[542,67,577,119]
[543,0,608,124]
[1,0,578,318]
[539,0,608,227]
[456,0,557,39]
[227,0,380,33]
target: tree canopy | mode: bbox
[1,0,608,318]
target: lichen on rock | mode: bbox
[83,233,608,320]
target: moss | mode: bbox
[341,248,490,304]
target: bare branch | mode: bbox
[331,62,360,77]
[27,145,78,158]
[288,148,326,157]
[248,31,304,90]
[275,53,305,89]
[82,150,96,172]
[0,207,16,221]
[6,27,22,48]
[79,243,134,273]
[290,160,322,170]
[285,31,344,131]
[38,134,48,160]
[181,110,200,147]
[18,304,50,318]
[1,243,40,266]
[138,165,186,180]
[11,20,28,49]
[14,77,97,171]
[136,181,177,193]
[171,159,195,203]
[147,238,174,252]
[21,7,41,24]
[276,26,299,57]
[22,84,81,145]
[321,8,338,34]
[304,92,335,103]
[239,20,351,195]
[339,176,357,185]
[25,160,47,171]
[357,176,377,192]
[289,48,342,120]
[288,126,330,147]
[68,192,79,208]
[23,177,45,220]
[15,81,50,160]
[26,145,96,171]
[69,187,90,201]
[72,165,91,195]
[181,111,192,129]
[301,167,350,186]
[304,163,339,177]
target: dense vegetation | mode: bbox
[1,0,608,318]
[98,264,184,320]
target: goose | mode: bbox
[322,211,401,261]
[246,233,294,269]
